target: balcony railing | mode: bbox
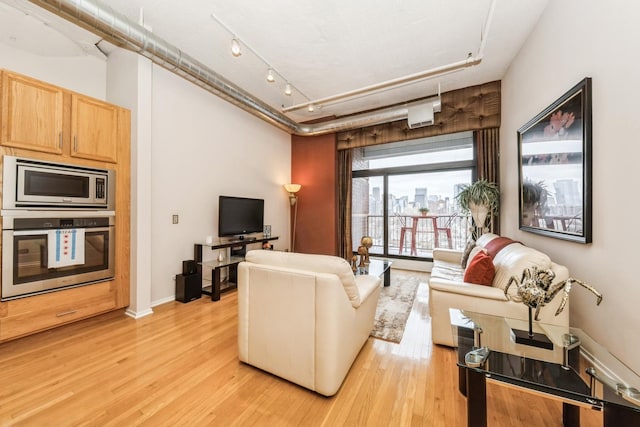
[354,213,472,258]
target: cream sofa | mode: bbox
[429,233,570,347]
[237,250,381,396]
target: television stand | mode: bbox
[194,236,279,301]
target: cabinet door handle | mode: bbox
[73,135,77,152]
[56,310,77,317]
[59,132,63,149]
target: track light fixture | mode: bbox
[230,38,241,57]
[210,13,312,108]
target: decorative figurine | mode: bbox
[351,255,358,272]
[357,246,368,268]
[360,236,373,265]
[504,266,603,320]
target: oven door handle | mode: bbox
[11,227,112,236]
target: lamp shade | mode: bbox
[284,184,301,193]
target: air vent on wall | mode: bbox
[408,102,434,129]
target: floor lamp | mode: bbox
[284,184,301,252]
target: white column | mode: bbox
[107,49,153,318]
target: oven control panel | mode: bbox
[11,216,113,230]
[60,218,104,228]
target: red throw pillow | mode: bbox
[463,250,495,286]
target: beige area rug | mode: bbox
[370,270,421,343]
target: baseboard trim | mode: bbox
[125,296,181,319]
[152,295,176,307]
[125,307,154,319]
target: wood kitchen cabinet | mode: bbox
[0,281,117,341]
[1,70,119,163]
[0,71,65,155]
[71,94,118,163]
[0,68,131,342]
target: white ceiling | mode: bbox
[0,0,549,123]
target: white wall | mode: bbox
[501,0,640,374]
[0,42,106,99]
[149,66,291,303]
[1,43,292,311]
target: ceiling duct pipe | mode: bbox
[27,0,471,136]
[28,0,303,133]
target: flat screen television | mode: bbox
[218,195,264,238]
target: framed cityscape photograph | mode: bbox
[517,78,592,243]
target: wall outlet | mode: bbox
[172,214,179,224]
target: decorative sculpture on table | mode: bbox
[357,236,373,269]
[504,266,603,349]
[357,246,368,268]
[505,266,603,320]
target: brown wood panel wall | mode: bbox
[291,133,338,256]
[337,80,501,150]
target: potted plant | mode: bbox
[456,179,500,231]
[418,207,429,216]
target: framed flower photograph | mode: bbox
[517,78,592,243]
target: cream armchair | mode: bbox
[237,250,381,396]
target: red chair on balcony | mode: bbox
[434,213,457,249]
[397,214,417,256]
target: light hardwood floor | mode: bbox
[0,270,601,426]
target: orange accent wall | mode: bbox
[291,133,338,255]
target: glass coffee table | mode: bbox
[449,308,640,427]
[355,258,392,286]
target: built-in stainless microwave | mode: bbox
[2,155,115,210]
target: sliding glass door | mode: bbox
[351,132,475,260]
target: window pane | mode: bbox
[352,176,384,254]
[354,132,474,170]
[388,170,472,256]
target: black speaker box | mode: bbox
[182,260,197,275]
[176,273,201,303]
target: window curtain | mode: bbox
[337,81,501,150]
[337,149,352,260]
[475,127,500,234]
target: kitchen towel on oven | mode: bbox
[48,229,86,268]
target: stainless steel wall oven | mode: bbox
[1,212,115,300]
